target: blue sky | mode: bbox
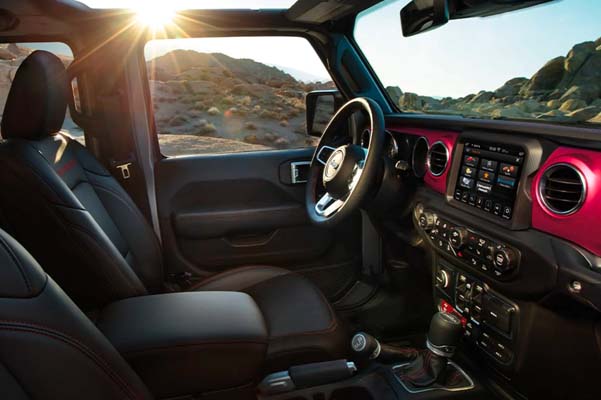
[355,0,601,98]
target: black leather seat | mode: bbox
[0,228,153,400]
[0,51,347,370]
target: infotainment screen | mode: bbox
[453,141,525,220]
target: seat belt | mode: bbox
[96,93,153,220]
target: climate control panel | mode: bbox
[415,206,520,279]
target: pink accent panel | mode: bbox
[531,146,601,256]
[387,126,459,194]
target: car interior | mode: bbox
[0,0,600,399]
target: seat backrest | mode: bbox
[0,50,164,309]
[0,227,153,399]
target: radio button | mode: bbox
[464,155,479,167]
[500,163,519,177]
[481,159,498,172]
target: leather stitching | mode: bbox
[0,321,143,400]
[0,234,31,294]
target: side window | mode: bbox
[145,37,335,156]
[0,43,83,145]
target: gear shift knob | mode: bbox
[426,312,463,358]
[351,332,380,359]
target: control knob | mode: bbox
[493,246,517,273]
[449,227,468,249]
[435,269,450,288]
[418,212,436,230]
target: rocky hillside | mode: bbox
[386,37,601,124]
[148,50,335,154]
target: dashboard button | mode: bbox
[476,197,484,208]
[499,163,519,177]
[481,159,498,172]
[468,194,477,205]
[454,189,462,200]
[478,170,496,183]
[483,199,493,212]
[493,203,502,216]
[502,205,513,219]
[460,176,475,189]
[476,181,493,194]
[462,166,476,178]
[497,176,516,189]
[464,155,479,167]
[461,192,469,203]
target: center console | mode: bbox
[97,291,268,399]
[414,204,520,371]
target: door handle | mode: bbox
[291,161,311,184]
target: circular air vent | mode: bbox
[427,141,449,176]
[412,137,429,178]
[539,164,586,215]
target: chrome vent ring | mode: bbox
[427,141,449,177]
[538,163,586,215]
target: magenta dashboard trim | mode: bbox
[531,146,601,256]
[388,126,459,194]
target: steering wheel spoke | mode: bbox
[316,146,337,165]
[315,192,345,217]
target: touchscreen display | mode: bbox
[454,141,525,220]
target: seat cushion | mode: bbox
[191,266,349,371]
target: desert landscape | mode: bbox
[385,37,601,124]
[147,49,334,155]
[1,38,600,157]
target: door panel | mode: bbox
[155,148,362,298]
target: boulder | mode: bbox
[399,92,422,110]
[559,99,587,112]
[490,107,530,119]
[559,85,601,103]
[513,99,547,113]
[207,106,221,116]
[564,42,596,75]
[519,56,565,97]
[588,112,601,123]
[494,77,528,98]
[386,86,403,104]
[469,91,494,104]
[566,106,601,122]
[561,48,601,89]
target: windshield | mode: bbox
[354,0,601,126]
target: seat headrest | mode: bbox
[1,50,68,141]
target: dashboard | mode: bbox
[377,122,601,399]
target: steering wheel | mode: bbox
[306,97,385,226]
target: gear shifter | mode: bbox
[399,312,463,387]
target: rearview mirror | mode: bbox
[400,0,450,37]
[401,0,554,37]
[306,90,344,137]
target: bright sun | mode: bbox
[134,5,177,30]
